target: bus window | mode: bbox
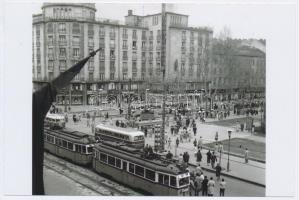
[82,146,86,153]
[179,177,189,186]
[129,163,135,173]
[170,176,177,187]
[134,136,144,141]
[75,144,81,152]
[122,161,127,171]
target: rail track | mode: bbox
[44,152,142,196]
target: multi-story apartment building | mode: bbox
[211,40,266,101]
[32,3,213,105]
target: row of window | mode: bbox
[95,150,187,187]
[95,129,130,141]
[44,133,93,154]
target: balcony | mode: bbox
[149,46,153,51]
[99,32,105,38]
[88,30,94,36]
[132,35,137,39]
[156,45,161,50]
[47,41,54,46]
[181,46,186,52]
[156,57,161,61]
[142,35,147,40]
[59,54,66,59]
[72,41,80,46]
[149,35,153,40]
[123,56,128,61]
[59,41,67,46]
[36,41,40,47]
[142,46,147,51]
[122,45,128,50]
[88,66,94,71]
[182,36,186,41]
[149,57,153,62]
[88,42,94,47]
[157,35,161,41]
[132,55,137,61]
[122,34,128,39]
[132,46,138,51]
[48,54,54,59]
[109,32,116,39]
[99,55,105,60]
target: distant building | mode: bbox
[32,3,213,105]
[211,39,266,101]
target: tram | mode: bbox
[95,124,145,148]
[44,113,66,129]
[92,141,190,196]
[44,128,96,165]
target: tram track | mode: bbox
[44,153,142,196]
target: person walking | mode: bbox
[215,163,222,181]
[219,178,226,196]
[193,124,197,136]
[195,164,202,175]
[196,149,202,163]
[193,138,197,148]
[207,177,215,196]
[244,148,249,163]
[176,137,180,148]
[189,177,195,196]
[201,176,209,196]
[206,150,212,166]
[86,112,90,127]
[168,137,172,149]
[198,136,203,150]
[211,152,217,169]
[194,173,202,196]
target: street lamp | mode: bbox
[145,89,149,109]
[227,130,232,172]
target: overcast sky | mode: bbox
[29,2,285,39]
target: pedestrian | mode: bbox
[195,164,202,175]
[198,136,203,150]
[86,112,90,127]
[64,113,68,123]
[201,176,208,196]
[193,138,197,148]
[170,126,174,135]
[185,151,190,164]
[106,112,109,119]
[166,151,173,160]
[244,148,249,163]
[215,163,222,181]
[207,177,215,196]
[194,173,202,196]
[73,114,76,124]
[168,137,171,149]
[189,177,195,196]
[206,150,212,166]
[176,137,179,147]
[144,128,148,138]
[196,149,202,162]
[219,178,226,196]
[116,120,119,127]
[211,151,217,169]
[193,125,197,136]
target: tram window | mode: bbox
[129,163,135,173]
[87,146,93,153]
[158,173,163,184]
[67,142,73,150]
[164,175,169,185]
[100,153,107,163]
[62,140,67,148]
[115,158,121,168]
[145,169,155,181]
[179,177,189,186]
[122,161,127,170]
[75,144,81,152]
[82,146,86,153]
[135,165,145,177]
[108,156,116,166]
[170,176,177,187]
[57,139,62,146]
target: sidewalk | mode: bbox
[145,134,265,187]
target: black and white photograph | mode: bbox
[1,0,297,199]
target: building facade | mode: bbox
[32,3,213,105]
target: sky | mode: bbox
[28,2,285,39]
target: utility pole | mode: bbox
[160,3,167,151]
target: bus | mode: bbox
[95,124,145,149]
[44,113,66,129]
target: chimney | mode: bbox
[128,10,133,16]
